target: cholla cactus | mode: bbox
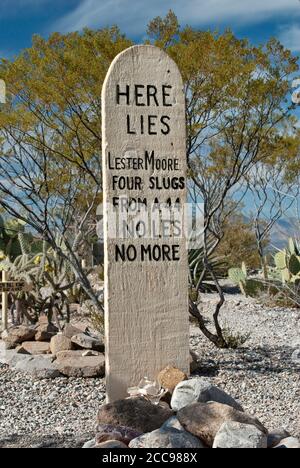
[0,215,26,260]
[0,237,78,326]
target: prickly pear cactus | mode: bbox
[228,266,247,295]
[274,251,287,271]
[228,267,247,284]
[289,254,300,276]
[274,240,300,285]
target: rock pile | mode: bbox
[0,319,105,379]
[84,373,300,449]
[0,324,200,381]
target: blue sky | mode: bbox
[1,0,300,58]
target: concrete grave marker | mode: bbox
[102,45,189,402]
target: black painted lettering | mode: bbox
[172,245,180,261]
[116,84,130,105]
[140,114,144,134]
[112,197,119,207]
[148,115,158,135]
[145,150,154,169]
[135,85,145,106]
[161,116,171,135]
[162,85,172,106]
[152,245,161,261]
[147,85,159,106]
[127,115,135,134]
[162,245,171,261]
[141,245,151,261]
[115,244,125,261]
[108,152,115,170]
[127,245,137,261]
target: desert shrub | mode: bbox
[90,308,105,335]
[222,323,251,349]
[189,237,226,294]
[217,215,267,271]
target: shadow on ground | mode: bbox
[194,345,300,377]
[0,432,94,449]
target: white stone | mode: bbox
[213,421,268,449]
[274,437,300,449]
[291,349,300,365]
[171,378,244,411]
[14,355,60,379]
[102,45,189,402]
[82,438,96,449]
[129,427,204,449]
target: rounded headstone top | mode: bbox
[102,45,183,97]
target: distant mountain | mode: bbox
[270,218,299,250]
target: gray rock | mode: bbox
[71,333,104,352]
[85,327,104,341]
[17,341,50,355]
[55,350,89,359]
[177,402,267,447]
[274,437,300,449]
[171,378,243,412]
[50,334,73,355]
[129,427,204,449]
[62,323,83,339]
[95,440,128,448]
[14,355,61,379]
[96,424,142,445]
[268,429,291,448]
[82,438,96,449]
[35,322,58,342]
[213,421,268,449]
[97,398,173,433]
[2,326,36,347]
[161,416,185,432]
[2,352,32,368]
[55,353,105,378]
[15,346,31,355]
[82,350,101,357]
[291,349,300,365]
[190,350,200,372]
[0,348,18,365]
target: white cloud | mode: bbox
[280,24,300,52]
[54,0,300,35]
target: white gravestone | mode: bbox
[102,45,189,402]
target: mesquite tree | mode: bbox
[247,149,300,279]
[148,12,299,347]
[0,15,299,346]
[0,29,132,314]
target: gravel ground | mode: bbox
[191,293,300,438]
[0,293,299,448]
